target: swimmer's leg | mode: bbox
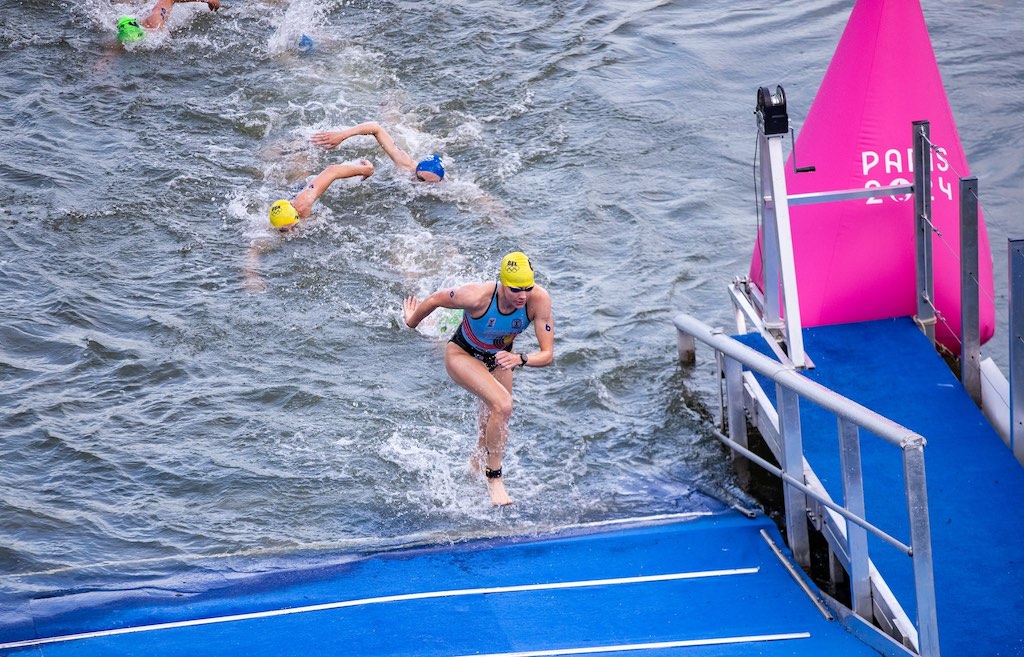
[445,343,514,506]
[469,401,488,475]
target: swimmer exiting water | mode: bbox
[116,0,221,45]
[268,159,374,233]
[403,252,555,506]
[311,121,446,183]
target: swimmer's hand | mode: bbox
[311,131,345,150]
[493,350,522,371]
[202,0,221,11]
[403,297,421,329]
[356,159,374,180]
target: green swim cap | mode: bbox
[116,16,145,44]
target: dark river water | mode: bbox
[0,0,1021,603]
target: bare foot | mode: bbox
[487,477,513,506]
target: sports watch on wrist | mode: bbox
[519,353,528,368]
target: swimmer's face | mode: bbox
[277,222,299,235]
[503,284,534,308]
[415,170,442,183]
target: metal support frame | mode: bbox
[677,331,696,365]
[747,115,934,371]
[758,130,807,369]
[777,385,810,567]
[725,356,748,452]
[710,92,951,653]
[1010,239,1024,463]
[742,96,950,376]
[913,121,936,344]
[959,178,981,405]
[904,444,940,657]
[837,418,871,617]
[675,313,940,657]
[787,184,912,206]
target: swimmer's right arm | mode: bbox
[404,291,448,329]
[404,286,471,329]
[311,122,381,150]
[403,296,428,329]
[312,122,417,171]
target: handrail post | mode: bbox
[1010,239,1024,463]
[838,417,872,619]
[777,385,810,567]
[724,356,748,453]
[960,177,981,405]
[913,121,936,345]
[904,441,940,657]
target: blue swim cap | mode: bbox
[298,34,314,52]
[415,154,445,181]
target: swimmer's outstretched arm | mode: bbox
[311,121,417,172]
[243,244,268,293]
[142,0,220,30]
[404,290,460,329]
[403,284,492,329]
[291,160,374,217]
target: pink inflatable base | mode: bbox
[749,0,995,352]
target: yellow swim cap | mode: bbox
[499,252,534,288]
[269,199,299,228]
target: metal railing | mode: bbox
[674,312,939,657]
[1011,238,1024,462]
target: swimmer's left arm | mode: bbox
[523,287,554,368]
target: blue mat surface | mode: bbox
[737,317,1024,657]
[0,511,886,657]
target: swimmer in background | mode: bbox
[403,252,555,506]
[267,159,375,233]
[310,121,446,183]
[115,0,222,45]
[243,159,374,292]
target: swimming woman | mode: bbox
[115,0,221,44]
[403,252,554,506]
[268,159,374,233]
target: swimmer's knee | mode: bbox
[490,395,513,421]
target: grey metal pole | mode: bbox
[913,121,936,345]
[904,443,940,657]
[677,330,696,365]
[725,356,748,452]
[960,178,981,405]
[838,417,872,619]
[1010,239,1024,463]
[777,385,810,568]
[760,129,783,330]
